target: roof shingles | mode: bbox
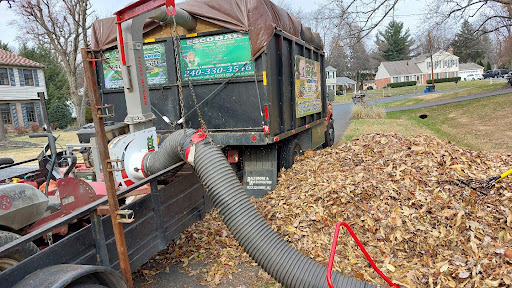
[0,49,44,68]
[381,60,422,76]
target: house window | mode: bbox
[392,77,399,83]
[405,75,410,81]
[25,103,36,122]
[444,72,448,78]
[427,74,432,80]
[0,68,8,85]
[427,62,431,69]
[23,69,34,86]
[0,104,12,124]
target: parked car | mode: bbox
[464,74,484,81]
[493,69,509,78]
[483,70,494,79]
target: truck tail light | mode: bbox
[227,150,239,163]
[263,125,270,134]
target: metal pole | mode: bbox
[81,48,134,288]
[429,32,435,86]
[37,92,51,132]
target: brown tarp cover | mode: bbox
[90,0,302,57]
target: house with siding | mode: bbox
[325,66,337,92]
[0,49,47,130]
[375,50,460,89]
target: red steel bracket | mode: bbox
[327,222,400,288]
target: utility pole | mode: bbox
[429,32,435,86]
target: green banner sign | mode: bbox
[103,42,168,89]
[294,55,322,117]
[180,32,254,81]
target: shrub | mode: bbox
[48,103,72,129]
[351,105,386,120]
[14,126,27,135]
[85,106,93,123]
[388,81,417,88]
[29,123,40,133]
[427,77,461,84]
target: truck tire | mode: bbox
[0,231,39,271]
[279,139,302,170]
[13,264,127,288]
[68,285,107,288]
[323,119,335,148]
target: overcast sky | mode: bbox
[0,0,426,51]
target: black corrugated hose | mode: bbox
[143,130,377,288]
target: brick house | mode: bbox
[0,49,47,130]
[375,50,460,89]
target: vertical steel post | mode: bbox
[37,92,51,132]
[81,48,134,288]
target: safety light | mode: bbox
[227,150,239,163]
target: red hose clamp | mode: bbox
[327,222,400,288]
[184,129,207,166]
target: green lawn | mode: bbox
[341,92,512,153]
[333,79,509,105]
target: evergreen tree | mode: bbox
[375,20,414,61]
[18,44,70,106]
[477,60,484,67]
[0,40,11,52]
[486,61,492,71]
[451,20,485,63]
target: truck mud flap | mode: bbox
[243,146,278,198]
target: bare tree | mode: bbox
[13,0,93,126]
[330,0,512,38]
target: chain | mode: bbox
[170,14,208,134]
[188,73,208,134]
[171,13,187,131]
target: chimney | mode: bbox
[448,48,454,54]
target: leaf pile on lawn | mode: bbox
[145,133,512,287]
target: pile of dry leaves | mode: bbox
[145,133,512,287]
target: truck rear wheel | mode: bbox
[0,231,39,271]
[323,119,335,148]
[279,139,302,170]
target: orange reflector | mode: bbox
[227,150,239,163]
[263,125,270,134]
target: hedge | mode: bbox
[388,81,417,88]
[427,77,461,84]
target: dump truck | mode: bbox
[0,1,374,288]
[84,0,335,197]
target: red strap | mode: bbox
[327,222,400,288]
[191,129,207,144]
[166,0,176,15]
